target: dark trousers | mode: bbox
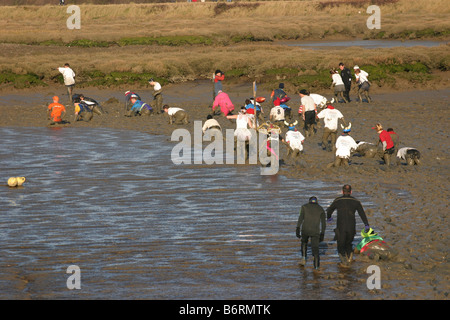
[301,234,320,258]
[344,84,351,101]
[335,228,354,256]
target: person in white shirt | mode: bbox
[283,121,305,158]
[396,147,421,166]
[330,69,348,103]
[149,78,163,114]
[298,89,317,137]
[317,104,347,152]
[309,93,328,109]
[269,105,285,123]
[327,123,357,167]
[354,66,372,103]
[202,115,222,134]
[58,63,75,103]
[226,107,254,142]
[163,105,188,124]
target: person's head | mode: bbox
[130,94,138,103]
[339,62,345,70]
[64,63,70,68]
[163,105,170,113]
[148,78,155,86]
[245,99,251,105]
[298,89,309,96]
[52,96,59,103]
[79,94,85,100]
[387,128,394,132]
[240,106,247,114]
[341,122,351,134]
[342,184,352,195]
[354,65,360,73]
[372,123,383,133]
[309,196,318,204]
[284,120,298,131]
[206,114,213,120]
[215,69,222,75]
[279,83,284,89]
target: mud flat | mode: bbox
[0,82,449,299]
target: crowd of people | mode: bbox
[48,62,418,268]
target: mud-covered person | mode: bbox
[202,115,222,134]
[126,95,153,117]
[163,105,189,125]
[317,102,347,152]
[58,63,75,103]
[373,123,395,166]
[78,94,104,115]
[282,121,305,158]
[149,79,163,114]
[124,90,141,112]
[326,184,371,266]
[327,123,357,168]
[296,196,326,270]
[397,147,422,166]
[298,89,318,137]
[47,96,66,125]
[73,95,93,122]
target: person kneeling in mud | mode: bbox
[327,123,357,168]
[355,141,378,158]
[282,121,305,158]
[78,94,105,115]
[163,105,189,125]
[396,147,421,166]
[73,96,93,122]
[47,96,67,125]
[126,95,153,117]
[355,228,396,261]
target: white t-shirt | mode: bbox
[285,130,305,151]
[202,119,221,133]
[332,73,344,86]
[310,94,327,108]
[153,82,162,91]
[397,147,416,160]
[168,107,184,116]
[58,67,75,86]
[270,106,285,121]
[356,70,369,84]
[335,134,357,158]
[317,108,344,131]
[300,95,316,112]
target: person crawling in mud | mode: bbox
[126,95,153,117]
[124,90,141,111]
[327,123,357,168]
[282,121,305,158]
[212,90,234,117]
[73,96,93,122]
[355,141,378,158]
[355,228,396,261]
[47,96,67,125]
[163,105,189,125]
[397,147,421,166]
[77,94,105,115]
[202,115,222,134]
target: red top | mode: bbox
[214,74,225,83]
[379,130,394,149]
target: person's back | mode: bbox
[326,193,368,234]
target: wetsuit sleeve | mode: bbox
[296,206,305,229]
[326,200,337,220]
[320,208,326,235]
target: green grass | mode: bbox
[0,72,46,89]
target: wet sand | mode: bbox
[0,82,449,299]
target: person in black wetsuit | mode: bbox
[296,196,326,270]
[339,62,352,102]
[326,184,370,266]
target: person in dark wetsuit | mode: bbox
[296,196,326,270]
[326,184,370,266]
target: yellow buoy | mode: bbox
[7,177,18,187]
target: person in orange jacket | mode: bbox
[47,96,66,125]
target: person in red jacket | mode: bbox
[373,123,395,165]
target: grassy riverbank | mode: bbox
[0,0,448,90]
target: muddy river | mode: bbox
[0,126,387,299]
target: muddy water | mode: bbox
[0,127,385,299]
[277,39,448,50]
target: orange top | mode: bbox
[48,103,66,122]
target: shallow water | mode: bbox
[277,39,448,50]
[0,127,382,299]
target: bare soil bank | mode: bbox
[0,82,449,299]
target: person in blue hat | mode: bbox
[296,196,326,270]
